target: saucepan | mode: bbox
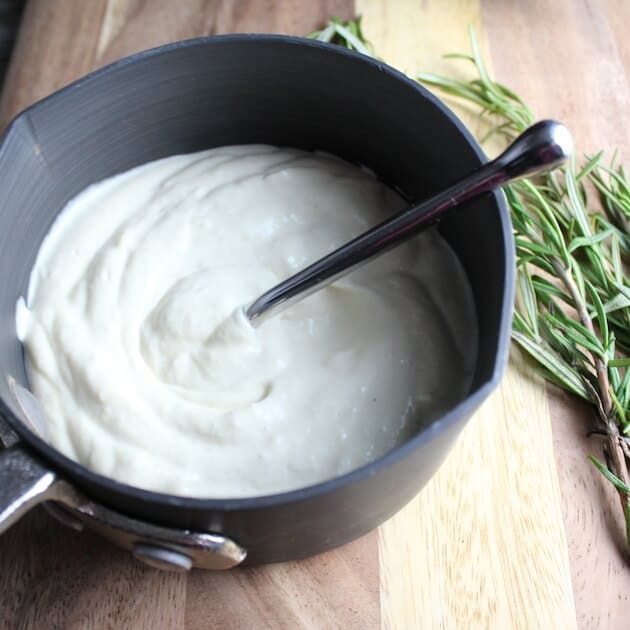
[0,35,513,570]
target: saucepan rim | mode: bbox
[0,33,514,511]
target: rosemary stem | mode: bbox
[550,259,613,415]
[551,258,630,535]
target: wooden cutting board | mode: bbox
[0,1,628,628]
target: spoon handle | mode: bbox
[246,120,573,326]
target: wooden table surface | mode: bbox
[0,1,628,628]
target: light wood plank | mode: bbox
[358,1,576,628]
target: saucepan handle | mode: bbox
[0,444,59,533]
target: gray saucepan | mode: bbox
[0,35,514,570]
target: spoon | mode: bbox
[245,119,573,326]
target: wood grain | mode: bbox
[0,0,628,628]
[0,0,109,128]
[184,531,379,630]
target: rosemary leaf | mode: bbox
[512,331,593,401]
[590,455,630,493]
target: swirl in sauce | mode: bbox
[16,146,477,497]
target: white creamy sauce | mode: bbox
[16,146,477,497]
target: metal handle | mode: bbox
[0,444,59,532]
[0,439,246,569]
[245,120,573,325]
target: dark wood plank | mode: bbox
[0,509,186,630]
[184,532,379,630]
[0,0,109,127]
[0,0,354,127]
[0,2,380,630]
[97,0,354,66]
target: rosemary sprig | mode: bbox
[311,18,630,545]
[307,15,375,57]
